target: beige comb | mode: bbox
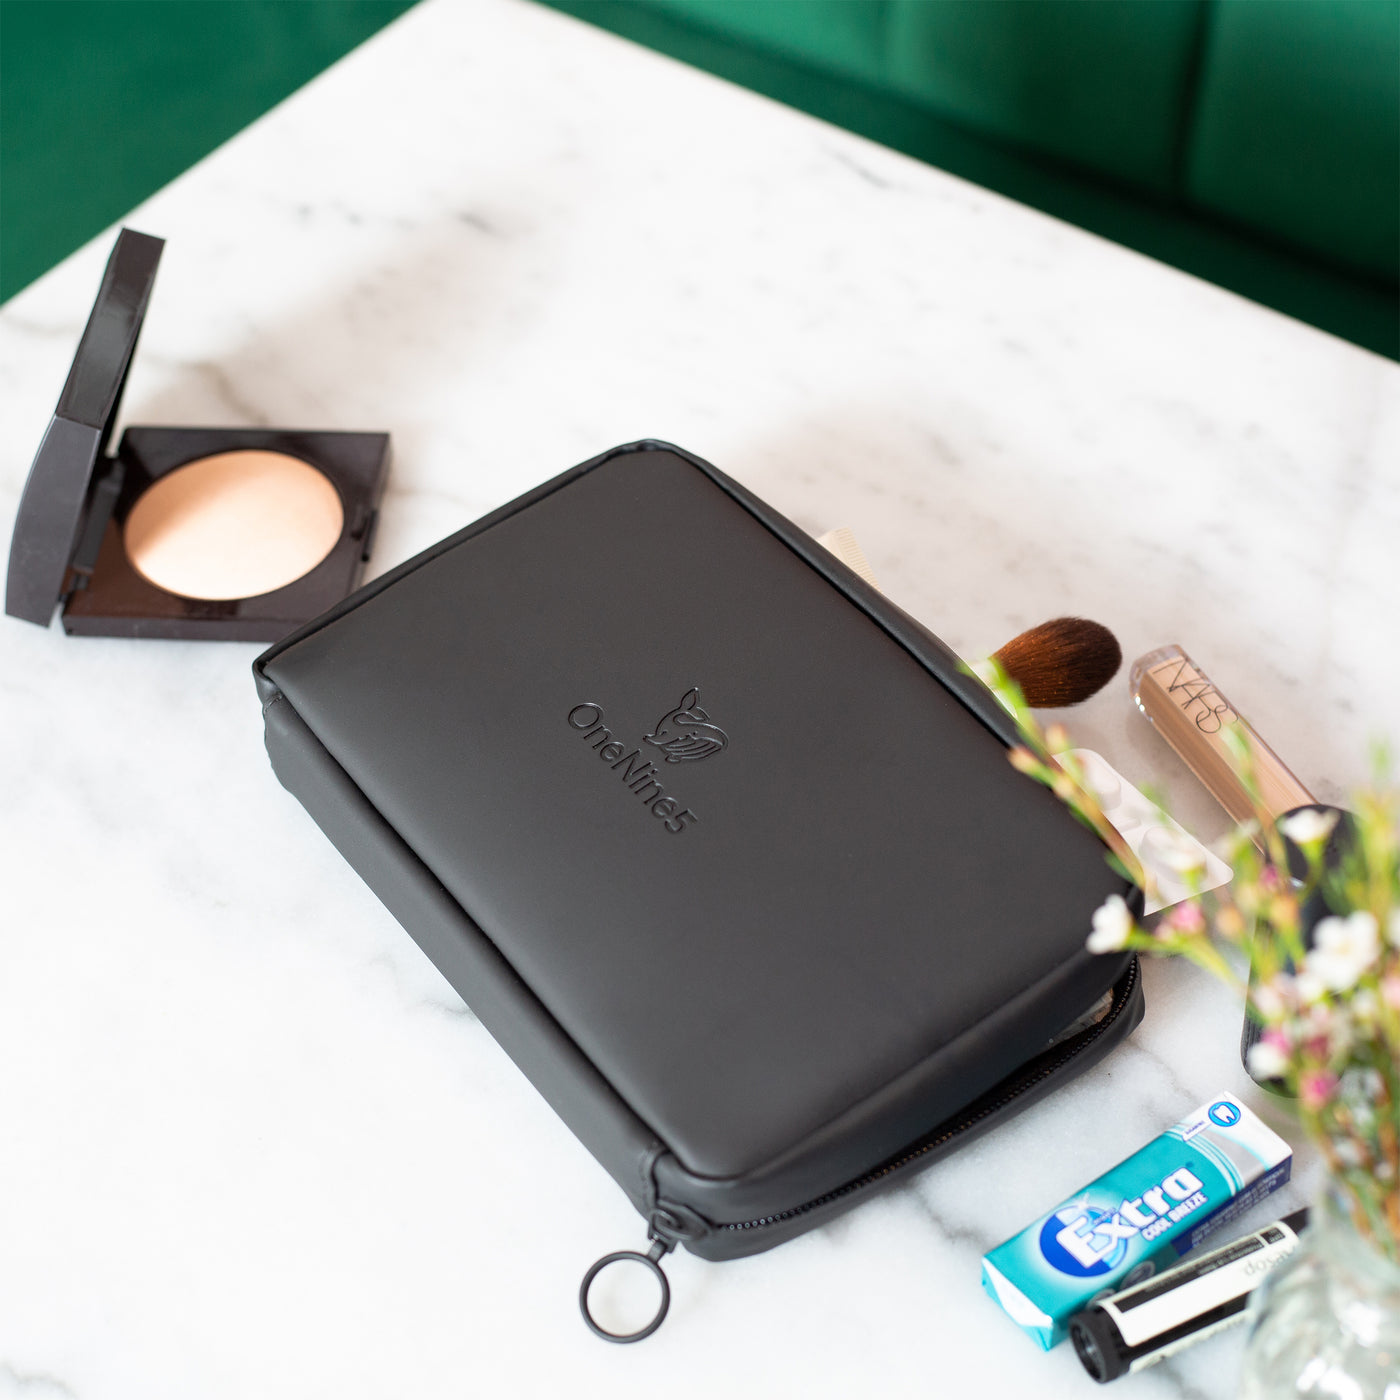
[816,527,880,592]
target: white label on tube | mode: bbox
[1126,1314,1248,1373]
[1104,1223,1301,1348]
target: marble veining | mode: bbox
[1,0,1396,1396]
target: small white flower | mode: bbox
[1305,912,1381,991]
[1387,908,1400,950]
[1155,829,1208,876]
[1304,1001,1335,1036]
[1251,980,1288,1021]
[1326,1010,1355,1061]
[1351,987,1379,1023]
[1279,808,1340,846]
[1246,1041,1290,1080]
[1332,1139,1366,1169]
[1294,969,1327,1005]
[1340,1067,1383,1104]
[1087,894,1134,953]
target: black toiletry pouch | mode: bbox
[253,441,1143,1334]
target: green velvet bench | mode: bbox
[4,0,1396,358]
[544,0,1399,359]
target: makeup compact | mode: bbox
[5,228,390,640]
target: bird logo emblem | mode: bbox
[643,688,728,764]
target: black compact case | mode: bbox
[5,229,389,640]
[254,441,1144,1334]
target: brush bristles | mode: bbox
[993,617,1122,708]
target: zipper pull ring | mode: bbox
[578,1234,674,1343]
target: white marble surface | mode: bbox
[2,1,1397,1396]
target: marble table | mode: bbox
[2,1,1396,1395]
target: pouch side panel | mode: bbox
[261,689,665,1218]
[652,944,1134,1223]
[673,960,1145,1260]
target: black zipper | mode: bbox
[711,958,1140,1236]
[590,960,1140,1340]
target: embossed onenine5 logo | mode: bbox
[566,688,727,834]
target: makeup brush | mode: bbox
[814,530,1120,707]
[993,617,1123,708]
[985,617,1140,887]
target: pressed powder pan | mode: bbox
[124,450,345,601]
[5,229,390,640]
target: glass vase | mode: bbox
[1241,1186,1400,1399]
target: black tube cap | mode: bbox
[1071,1307,1127,1383]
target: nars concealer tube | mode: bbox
[1131,645,1349,1090]
[1129,645,1314,829]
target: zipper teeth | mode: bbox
[718,961,1139,1233]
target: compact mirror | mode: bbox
[4,229,391,640]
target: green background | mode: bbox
[544,0,1399,359]
[0,0,417,299]
[3,0,1397,358]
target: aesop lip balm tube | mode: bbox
[1128,645,1314,830]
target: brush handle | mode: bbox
[1129,645,1314,830]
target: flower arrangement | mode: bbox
[977,659,1400,1264]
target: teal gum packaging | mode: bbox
[981,1093,1292,1349]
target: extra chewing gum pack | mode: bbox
[982,1093,1292,1349]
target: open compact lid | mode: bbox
[5,228,164,626]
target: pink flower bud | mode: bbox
[1164,901,1206,936]
[1215,906,1246,939]
[1299,1070,1338,1111]
[1009,747,1038,774]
